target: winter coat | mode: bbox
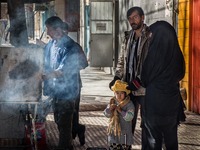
[104,96,135,145]
[43,35,85,100]
[115,24,151,83]
[141,21,185,122]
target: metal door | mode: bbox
[191,0,200,114]
[89,0,114,67]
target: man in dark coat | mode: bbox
[43,16,81,150]
[141,21,186,150]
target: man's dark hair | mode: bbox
[45,16,63,29]
[127,7,144,18]
[62,22,69,31]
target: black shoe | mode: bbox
[68,145,74,150]
[54,145,74,150]
[78,124,85,146]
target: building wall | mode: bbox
[177,0,189,107]
[117,0,175,58]
[116,0,190,104]
[79,0,85,47]
[55,0,65,20]
[64,0,80,42]
[117,0,134,66]
[0,3,7,19]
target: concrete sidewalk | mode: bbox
[45,111,200,150]
[1,67,199,150]
[80,67,113,111]
[75,67,200,150]
[45,67,200,150]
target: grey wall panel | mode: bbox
[90,34,113,67]
[118,0,134,58]
[91,2,113,20]
[133,0,173,25]
[90,0,114,67]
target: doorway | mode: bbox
[89,0,114,67]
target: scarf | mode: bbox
[126,24,150,81]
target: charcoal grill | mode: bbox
[0,45,44,150]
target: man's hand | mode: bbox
[42,70,63,80]
[36,72,43,81]
[109,76,121,89]
[42,74,48,80]
[36,39,46,48]
[126,78,141,91]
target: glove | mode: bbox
[126,78,141,91]
[109,76,121,89]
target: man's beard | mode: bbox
[131,22,143,30]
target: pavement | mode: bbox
[79,67,113,111]
[45,67,200,150]
[0,67,199,150]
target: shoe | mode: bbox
[68,145,74,150]
[78,124,85,146]
[54,145,74,150]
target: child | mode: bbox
[104,80,135,150]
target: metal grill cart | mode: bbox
[0,46,44,150]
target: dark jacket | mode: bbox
[115,24,151,83]
[43,35,85,100]
[141,21,185,120]
[115,24,151,96]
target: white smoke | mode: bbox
[0,46,43,102]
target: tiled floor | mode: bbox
[45,111,200,150]
[0,110,199,150]
[46,111,112,150]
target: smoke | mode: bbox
[8,0,29,47]
[0,46,43,138]
[0,46,43,102]
[9,59,39,79]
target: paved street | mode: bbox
[45,111,200,150]
[45,67,200,150]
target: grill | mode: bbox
[0,46,43,102]
[0,45,43,146]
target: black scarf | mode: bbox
[141,21,185,117]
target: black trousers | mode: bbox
[130,95,147,149]
[72,91,85,137]
[52,98,75,149]
[72,92,80,131]
[143,116,178,150]
[131,95,145,133]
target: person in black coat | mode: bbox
[42,16,87,150]
[141,21,186,150]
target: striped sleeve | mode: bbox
[121,108,134,121]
